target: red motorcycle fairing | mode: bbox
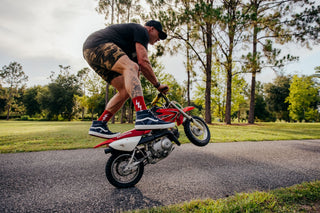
[156,106,195,126]
[183,106,195,112]
[94,129,151,148]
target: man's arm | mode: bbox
[135,42,159,87]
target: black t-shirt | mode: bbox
[83,23,149,61]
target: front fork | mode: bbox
[151,93,203,131]
[169,101,204,131]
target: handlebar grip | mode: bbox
[160,86,169,93]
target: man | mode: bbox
[83,20,175,139]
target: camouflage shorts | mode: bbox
[83,43,126,83]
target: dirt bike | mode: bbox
[94,93,211,188]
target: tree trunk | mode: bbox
[248,1,258,124]
[205,22,212,124]
[186,25,191,106]
[225,68,232,124]
[6,104,10,120]
[128,102,133,123]
[248,72,256,124]
[105,83,110,108]
[187,44,191,106]
[121,104,126,123]
[81,107,85,121]
[6,92,13,120]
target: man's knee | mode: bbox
[126,62,139,76]
[122,92,130,100]
[111,55,139,75]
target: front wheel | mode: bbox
[105,152,144,188]
[183,116,210,146]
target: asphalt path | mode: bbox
[1,139,320,212]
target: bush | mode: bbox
[20,115,30,120]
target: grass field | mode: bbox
[0,121,320,153]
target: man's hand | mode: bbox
[157,84,169,94]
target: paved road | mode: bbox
[1,140,320,212]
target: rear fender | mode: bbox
[109,136,142,152]
[94,129,150,149]
[94,139,115,148]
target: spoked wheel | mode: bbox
[183,116,211,146]
[105,152,144,188]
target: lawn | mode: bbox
[0,121,320,153]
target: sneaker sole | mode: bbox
[88,131,120,139]
[135,123,175,130]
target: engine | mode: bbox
[147,136,174,164]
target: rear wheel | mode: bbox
[183,116,210,146]
[105,152,144,188]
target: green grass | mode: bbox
[128,180,320,213]
[0,121,320,153]
[0,121,133,153]
[206,122,320,142]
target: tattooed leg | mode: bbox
[129,72,143,98]
[110,55,143,99]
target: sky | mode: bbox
[0,0,319,88]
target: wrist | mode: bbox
[154,82,160,88]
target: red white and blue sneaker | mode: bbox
[135,110,175,130]
[89,121,120,139]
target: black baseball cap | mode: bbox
[145,20,167,40]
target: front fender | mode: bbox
[183,106,195,112]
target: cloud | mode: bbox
[0,0,105,59]
[0,0,106,86]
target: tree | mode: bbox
[23,86,42,117]
[253,81,272,122]
[286,75,319,122]
[83,69,107,120]
[265,75,291,121]
[76,67,90,120]
[147,0,216,123]
[314,66,320,78]
[0,85,7,114]
[0,62,28,120]
[147,0,198,106]
[243,0,320,124]
[39,65,81,121]
[185,0,215,124]
[211,0,250,124]
[194,63,248,122]
[231,74,248,122]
